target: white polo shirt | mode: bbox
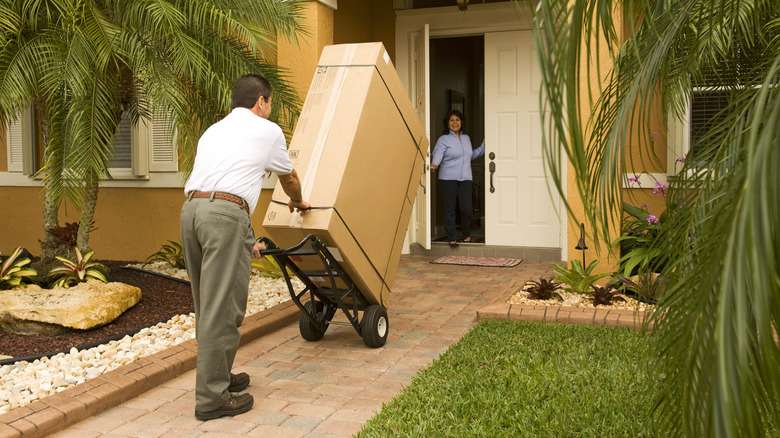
[184,107,293,215]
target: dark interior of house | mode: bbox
[429,35,485,243]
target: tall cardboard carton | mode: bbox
[262,42,428,307]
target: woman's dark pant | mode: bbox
[440,179,472,241]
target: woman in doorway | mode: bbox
[430,109,485,246]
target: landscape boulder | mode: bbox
[0,280,142,335]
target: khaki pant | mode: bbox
[180,196,254,411]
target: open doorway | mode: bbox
[429,35,485,243]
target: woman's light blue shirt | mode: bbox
[431,130,485,181]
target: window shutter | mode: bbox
[6,117,24,172]
[149,113,177,172]
[109,115,133,168]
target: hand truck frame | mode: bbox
[258,235,389,348]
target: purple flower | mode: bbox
[627,174,642,187]
[653,182,668,197]
[647,215,659,225]
[676,154,687,163]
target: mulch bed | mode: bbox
[0,261,193,360]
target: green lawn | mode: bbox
[356,320,654,438]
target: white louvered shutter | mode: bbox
[149,113,177,172]
[6,117,24,172]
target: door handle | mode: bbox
[488,161,495,193]
[488,152,496,193]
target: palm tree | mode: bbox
[531,0,779,436]
[0,0,305,263]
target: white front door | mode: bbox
[412,24,431,249]
[484,30,561,247]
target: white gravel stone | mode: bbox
[507,281,653,312]
[0,264,301,413]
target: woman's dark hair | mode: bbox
[232,74,272,109]
[442,109,465,135]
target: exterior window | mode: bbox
[4,108,177,179]
[667,87,731,175]
[689,89,730,156]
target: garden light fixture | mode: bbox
[575,222,588,266]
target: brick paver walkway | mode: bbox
[5,255,558,437]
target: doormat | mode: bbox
[430,256,523,267]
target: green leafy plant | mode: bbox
[48,248,108,288]
[144,240,185,269]
[588,284,626,307]
[616,272,667,303]
[553,260,612,294]
[251,256,285,278]
[614,202,673,277]
[525,277,563,301]
[0,247,38,290]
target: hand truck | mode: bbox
[258,235,389,348]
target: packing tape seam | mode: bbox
[270,199,391,306]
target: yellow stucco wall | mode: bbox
[566,3,625,275]
[566,5,669,275]
[0,186,276,261]
[334,0,396,59]
[278,2,334,103]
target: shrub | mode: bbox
[553,260,612,294]
[525,277,563,301]
[47,248,108,288]
[144,240,185,269]
[588,284,626,307]
[0,247,38,289]
[616,272,667,303]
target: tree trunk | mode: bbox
[77,170,99,254]
[35,95,69,265]
[39,187,69,264]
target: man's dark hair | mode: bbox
[232,74,272,109]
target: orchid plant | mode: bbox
[616,174,690,278]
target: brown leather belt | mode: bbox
[190,191,249,213]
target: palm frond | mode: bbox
[532,0,780,436]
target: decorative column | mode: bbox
[277,1,336,103]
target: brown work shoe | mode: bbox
[228,372,250,392]
[195,393,254,421]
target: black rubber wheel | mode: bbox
[299,300,326,342]
[361,305,389,348]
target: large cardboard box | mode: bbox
[262,42,428,307]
